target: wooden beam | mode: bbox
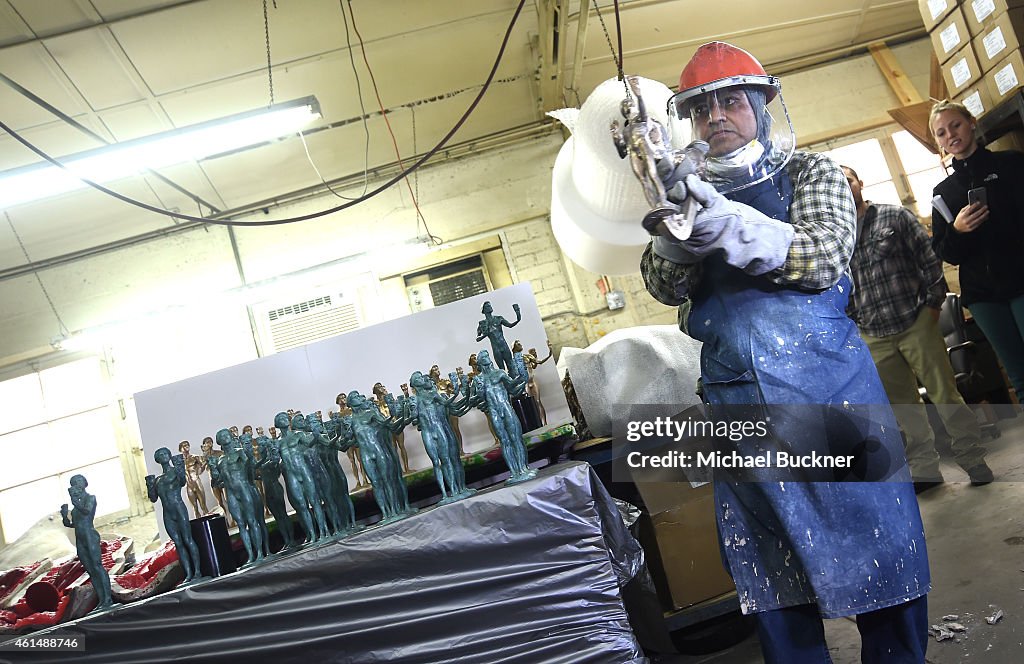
[869,42,923,105]
[798,115,894,148]
[889,101,940,154]
[929,51,948,100]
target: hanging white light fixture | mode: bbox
[0,96,321,209]
[548,78,685,275]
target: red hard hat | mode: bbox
[670,41,779,115]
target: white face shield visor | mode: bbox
[667,77,796,193]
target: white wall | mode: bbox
[785,40,932,140]
[136,283,568,476]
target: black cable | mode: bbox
[613,0,624,79]
[0,72,222,214]
[0,0,528,228]
[592,0,623,82]
[297,0,374,202]
[346,0,440,245]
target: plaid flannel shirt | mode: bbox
[846,202,946,337]
[640,151,857,323]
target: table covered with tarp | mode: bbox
[0,462,645,664]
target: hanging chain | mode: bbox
[411,105,419,217]
[263,0,276,106]
[591,0,630,100]
[5,211,69,337]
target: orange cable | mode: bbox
[345,0,437,242]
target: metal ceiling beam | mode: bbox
[579,2,926,78]
[535,0,573,111]
[0,119,560,282]
[536,0,558,112]
[770,28,926,77]
[566,0,592,105]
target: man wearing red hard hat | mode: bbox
[641,42,930,662]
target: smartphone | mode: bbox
[968,187,988,207]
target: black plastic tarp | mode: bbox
[1,462,645,663]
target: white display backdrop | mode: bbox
[135,282,569,526]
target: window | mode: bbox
[0,358,128,544]
[816,128,947,219]
[821,138,900,207]
[893,132,947,219]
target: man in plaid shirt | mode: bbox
[641,150,856,323]
[842,166,992,490]
[640,42,931,662]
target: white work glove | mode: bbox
[656,156,698,205]
[678,175,795,275]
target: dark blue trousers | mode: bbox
[752,595,928,663]
[968,296,1024,402]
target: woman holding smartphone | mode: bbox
[930,99,1024,402]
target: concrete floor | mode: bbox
[655,411,1024,663]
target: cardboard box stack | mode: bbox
[964,1,1024,115]
[931,4,971,64]
[920,0,958,32]
[920,1,988,113]
[919,1,1024,117]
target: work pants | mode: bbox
[967,295,1024,403]
[753,595,928,663]
[861,309,986,480]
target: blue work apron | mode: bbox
[686,174,931,618]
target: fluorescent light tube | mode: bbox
[0,96,321,208]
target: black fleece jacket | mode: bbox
[931,146,1024,306]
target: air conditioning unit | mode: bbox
[405,255,490,312]
[252,290,362,354]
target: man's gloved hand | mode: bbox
[680,174,795,275]
[656,156,698,204]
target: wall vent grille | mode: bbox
[261,293,360,353]
[268,295,332,321]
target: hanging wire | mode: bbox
[293,0,376,202]
[5,211,70,338]
[412,104,421,236]
[297,131,345,196]
[345,0,440,244]
[0,0,529,228]
[613,1,624,77]
[337,0,371,196]
[591,0,630,100]
[410,105,441,244]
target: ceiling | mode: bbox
[0,0,926,280]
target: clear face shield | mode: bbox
[667,79,796,193]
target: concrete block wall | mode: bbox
[502,218,677,356]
